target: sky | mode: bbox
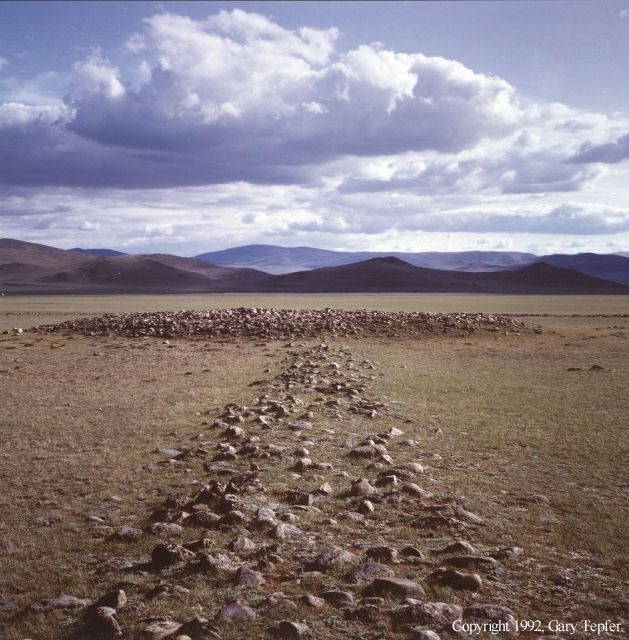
[1,0,629,256]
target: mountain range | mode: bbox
[1,238,628,295]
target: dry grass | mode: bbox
[0,299,627,639]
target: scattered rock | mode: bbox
[426,569,482,592]
[318,590,354,607]
[306,545,358,571]
[31,594,92,612]
[219,599,257,622]
[364,577,426,599]
[277,620,309,639]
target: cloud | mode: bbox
[619,8,629,20]
[0,56,8,72]
[570,132,629,164]
[0,9,532,190]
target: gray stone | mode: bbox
[306,546,358,571]
[278,620,309,639]
[31,594,92,612]
[364,577,426,599]
[219,599,257,622]
[427,569,482,592]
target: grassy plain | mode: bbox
[0,294,627,639]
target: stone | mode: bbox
[364,577,426,599]
[151,542,195,568]
[86,607,123,637]
[391,601,463,625]
[219,599,257,622]
[359,499,375,514]
[348,478,377,497]
[366,545,399,563]
[228,536,258,553]
[306,546,358,571]
[345,562,396,584]
[318,590,354,607]
[426,569,482,592]
[453,506,483,525]
[400,546,426,560]
[277,620,309,639]
[463,603,517,631]
[444,555,498,570]
[31,594,92,611]
[140,620,183,640]
[114,526,142,541]
[402,483,432,499]
[436,540,476,555]
[301,594,325,608]
[407,630,441,640]
[234,566,265,587]
[90,589,127,611]
[272,523,305,541]
[149,522,184,536]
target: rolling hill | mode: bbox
[0,239,267,294]
[248,257,629,294]
[2,239,628,294]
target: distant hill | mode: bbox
[2,239,628,294]
[248,257,629,294]
[71,247,128,257]
[0,239,267,294]
[196,244,537,274]
[533,253,629,285]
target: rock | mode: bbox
[140,620,183,640]
[102,557,136,573]
[175,616,221,640]
[345,562,396,584]
[402,483,432,499]
[301,594,325,608]
[317,482,333,496]
[234,566,266,587]
[407,629,441,640]
[366,545,399,563]
[463,603,517,629]
[228,536,258,553]
[426,569,482,592]
[359,499,375,514]
[151,542,195,568]
[153,448,182,459]
[490,546,524,560]
[444,555,498,570]
[272,523,305,541]
[391,601,463,625]
[114,525,142,541]
[436,540,476,555]
[219,599,257,622]
[199,553,239,573]
[31,594,92,611]
[90,589,127,611]
[86,607,123,637]
[364,577,426,599]
[348,478,377,497]
[278,620,309,639]
[453,506,483,525]
[293,458,313,472]
[400,546,426,560]
[319,590,354,607]
[306,545,358,571]
[149,522,184,536]
[396,462,425,474]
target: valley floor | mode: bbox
[0,302,627,639]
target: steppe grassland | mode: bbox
[2,292,629,332]
[0,294,627,638]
